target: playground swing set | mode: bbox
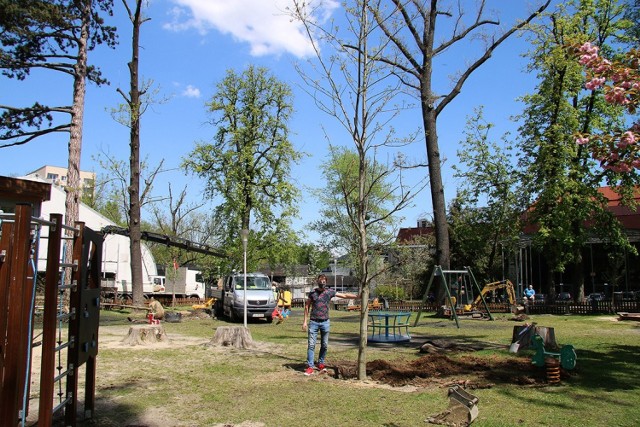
[413,266,493,328]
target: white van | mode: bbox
[211,272,277,323]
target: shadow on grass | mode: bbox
[569,343,640,391]
[48,387,155,426]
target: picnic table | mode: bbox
[368,311,411,343]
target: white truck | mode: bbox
[210,272,277,323]
[149,267,206,299]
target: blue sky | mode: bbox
[1,0,556,244]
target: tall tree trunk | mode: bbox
[572,251,585,302]
[356,148,369,380]
[128,0,144,307]
[423,107,450,269]
[371,0,550,273]
[421,3,450,270]
[64,0,91,289]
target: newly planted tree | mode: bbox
[292,0,422,380]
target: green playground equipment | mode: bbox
[531,334,577,370]
[413,265,492,329]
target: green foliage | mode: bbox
[384,234,435,300]
[450,108,524,281]
[623,0,640,42]
[292,243,331,276]
[0,0,117,146]
[374,284,405,300]
[518,0,640,278]
[183,65,302,271]
[259,223,303,274]
[310,147,400,256]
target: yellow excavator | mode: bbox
[192,297,216,310]
[466,279,522,314]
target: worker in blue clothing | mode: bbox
[524,285,536,302]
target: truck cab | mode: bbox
[183,270,206,299]
[218,272,277,323]
[151,276,166,292]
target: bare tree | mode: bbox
[291,0,425,380]
[114,0,150,306]
[148,183,216,269]
[369,0,551,269]
[93,150,164,226]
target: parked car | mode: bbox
[587,292,605,302]
[556,292,572,302]
[613,291,635,302]
[533,294,546,303]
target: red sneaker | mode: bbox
[318,363,327,372]
[304,367,314,376]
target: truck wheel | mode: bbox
[266,316,273,324]
[214,306,223,319]
[213,301,224,319]
[230,309,240,323]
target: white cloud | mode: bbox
[181,85,201,98]
[164,0,339,58]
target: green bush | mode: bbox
[374,284,405,300]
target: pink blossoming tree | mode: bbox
[575,43,640,172]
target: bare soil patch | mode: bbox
[331,352,551,389]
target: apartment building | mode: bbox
[26,165,95,188]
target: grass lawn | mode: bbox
[44,308,640,426]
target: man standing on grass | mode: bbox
[302,274,358,375]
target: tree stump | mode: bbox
[122,325,168,346]
[511,325,557,351]
[209,326,255,349]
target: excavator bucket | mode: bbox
[426,385,479,426]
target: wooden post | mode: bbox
[0,204,34,424]
[38,213,63,426]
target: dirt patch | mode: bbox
[332,352,552,389]
[327,336,555,389]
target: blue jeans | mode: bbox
[307,319,330,368]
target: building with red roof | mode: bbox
[397,187,640,298]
